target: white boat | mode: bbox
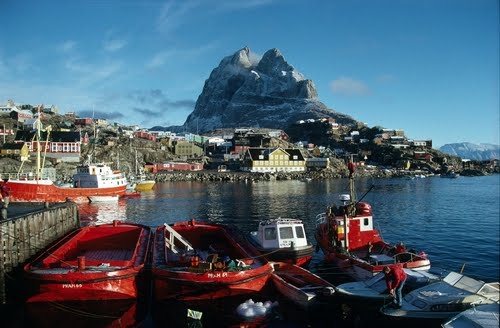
[442,303,499,328]
[381,271,499,321]
[88,195,120,202]
[247,218,314,267]
[335,268,447,303]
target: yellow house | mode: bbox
[1,142,28,159]
[241,147,306,172]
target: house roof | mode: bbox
[1,142,25,150]
[14,130,81,142]
[246,148,305,161]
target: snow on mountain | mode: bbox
[439,142,499,161]
[181,47,356,133]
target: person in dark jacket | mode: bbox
[383,265,407,308]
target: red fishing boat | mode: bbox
[24,220,152,302]
[247,218,314,267]
[152,219,274,301]
[1,161,128,203]
[314,160,431,281]
[0,114,127,203]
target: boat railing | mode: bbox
[163,223,194,254]
[315,213,327,227]
[0,172,46,181]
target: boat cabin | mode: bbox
[254,218,308,249]
[73,163,127,188]
[330,198,382,251]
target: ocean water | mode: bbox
[13,175,500,327]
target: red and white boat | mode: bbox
[152,219,274,301]
[247,218,314,267]
[0,113,127,203]
[270,262,335,310]
[314,161,431,281]
[24,220,152,302]
[1,161,127,203]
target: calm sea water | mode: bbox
[15,175,500,327]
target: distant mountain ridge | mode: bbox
[439,142,499,161]
[159,47,357,133]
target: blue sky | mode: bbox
[1,0,498,148]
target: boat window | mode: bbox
[295,226,305,239]
[364,218,369,226]
[279,227,294,239]
[264,227,277,240]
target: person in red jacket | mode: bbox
[383,265,407,308]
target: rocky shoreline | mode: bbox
[152,167,496,183]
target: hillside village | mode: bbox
[0,101,497,182]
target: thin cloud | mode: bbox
[156,0,200,35]
[156,0,274,35]
[59,40,77,53]
[330,77,370,96]
[376,74,396,83]
[146,50,174,69]
[104,39,127,52]
[134,107,162,116]
[77,110,125,120]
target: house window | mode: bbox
[279,227,294,239]
[293,155,298,160]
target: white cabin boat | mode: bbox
[442,303,499,328]
[248,218,314,267]
[335,268,447,303]
[381,272,499,321]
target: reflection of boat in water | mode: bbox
[25,299,144,328]
[152,219,274,301]
[381,271,499,322]
[247,218,314,267]
[78,199,128,224]
[314,160,431,281]
[24,220,152,303]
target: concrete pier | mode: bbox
[0,201,79,304]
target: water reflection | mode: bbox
[25,299,146,328]
[78,199,128,225]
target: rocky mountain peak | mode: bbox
[181,47,353,133]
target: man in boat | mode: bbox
[383,265,407,309]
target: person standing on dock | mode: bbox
[0,179,10,207]
[383,265,407,308]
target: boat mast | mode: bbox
[36,106,42,180]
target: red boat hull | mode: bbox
[315,222,431,281]
[152,220,274,301]
[2,180,126,203]
[24,221,152,302]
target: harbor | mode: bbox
[0,175,498,327]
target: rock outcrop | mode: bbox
[181,47,354,133]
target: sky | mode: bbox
[0,0,498,148]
